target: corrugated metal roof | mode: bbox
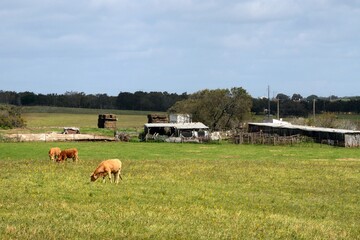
[145,122,209,129]
[249,122,360,134]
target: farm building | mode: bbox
[169,114,192,123]
[142,122,209,142]
[248,121,360,147]
[98,114,117,129]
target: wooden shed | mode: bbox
[98,114,117,129]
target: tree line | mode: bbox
[1,90,360,116]
[0,90,187,112]
[253,93,360,117]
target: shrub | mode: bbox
[0,105,26,129]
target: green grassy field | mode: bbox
[0,107,359,239]
[0,106,152,136]
[22,113,146,133]
[0,142,359,239]
[22,106,152,131]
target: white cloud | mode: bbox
[229,0,301,22]
[1,0,360,96]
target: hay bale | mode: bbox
[147,114,168,123]
[98,114,117,129]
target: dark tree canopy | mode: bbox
[0,90,187,112]
[1,90,360,120]
[291,93,303,101]
[276,93,290,101]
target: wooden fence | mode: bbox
[232,132,304,145]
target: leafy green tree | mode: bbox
[280,101,308,117]
[291,93,303,101]
[276,93,290,101]
[20,91,37,105]
[0,91,20,105]
[169,87,252,130]
[306,95,318,101]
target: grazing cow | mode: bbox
[57,148,79,162]
[48,147,61,161]
[90,159,122,184]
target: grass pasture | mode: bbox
[0,106,151,136]
[21,106,151,133]
[0,142,359,239]
[22,113,146,133]
[0,107,359,239]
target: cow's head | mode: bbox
[90,174,98,182]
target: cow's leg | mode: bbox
[101,172,108,183]
[107,170,112,183]
[119,170,123,180]
[115,171,120,184]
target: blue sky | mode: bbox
[1,0,359,98]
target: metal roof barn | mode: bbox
[143,122,209,142]
[248,122,360,147]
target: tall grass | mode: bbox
[0,142,359,239]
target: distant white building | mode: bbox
[169,114,192,124]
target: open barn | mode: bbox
[248,121,360,147]
[142,122,209,142]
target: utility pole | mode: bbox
[277,98,280,120]
[313,99,316,120]
[267,85,271,120]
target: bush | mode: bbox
[0,105,26,129]
[314,112,337,128]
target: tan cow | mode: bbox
[48,147,61,161]
[90,159,122,184]
[57,148,79,162]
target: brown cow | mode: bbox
[90,159,122,183]
[48,147,61,161]
[57,148,79,162]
